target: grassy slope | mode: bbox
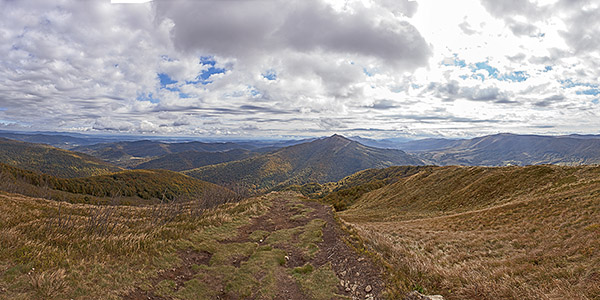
[283,166,434,210]
[0,191,269,299]
[185,135,423,191]
[0,163,225,205]
[0,138,121,178]
[336,165,600,299]
[0,191,346,300]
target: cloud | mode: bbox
[479,0,547,20]
[379,0,419,18]
[154,0,431,69]
[0,0,599,139]
[557,0,600,54]
[318,118,346,130]
[425,80,514,104]
[370,99,398,110]
[506,18,540,37]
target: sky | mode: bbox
[0,0,598,139]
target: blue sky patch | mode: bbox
[544,66,552,72]
[158,73,177,86]
[248,86,261,97]
[157,73,179,91]
[559,79,598,89]
[200,56,217,66]
[577,89,600,96]
[137,92,159,103]
[472,61,499,79]
[454,59,466,68]
[471,74,485,81]
[560,80,600,97]
[187,56,226,85]
[262,70,277,80]
[592,99,599,104]
[501,71,529,82]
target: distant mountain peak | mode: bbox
[330,133,348,139]
[319,134,355,147]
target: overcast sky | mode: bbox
[0,0,598,139]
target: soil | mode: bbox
[123,192,385,299]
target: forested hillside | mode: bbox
[134,149,258,171]
[0,138,121,177]
[0,163,225,204]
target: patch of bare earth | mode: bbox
[232,192,385,299]
[123,191,385,299]
[124,249,212,300]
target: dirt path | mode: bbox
[125,191,385,299]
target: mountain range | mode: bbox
[72,140,259,167]
[134,149,259,171]
[184,134,423,190]
[398,133,600,166]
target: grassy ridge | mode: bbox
[0,138,121,178]
[283,166,433,210]
[334,165,600,299]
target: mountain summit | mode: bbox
[185,134,423,190]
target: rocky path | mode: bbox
[125,191,385,299]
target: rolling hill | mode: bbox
[0,130,116,148]
[134,149,258,171]
[325,165,600,299]
[72,140,258,167]
[184,134,424,191]
[0,138,121,178]
[399,133,600,166]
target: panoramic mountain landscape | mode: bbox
[1,132,599,299]
[1,0,600,299]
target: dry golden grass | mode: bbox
[0,191,269,299]
[338,165,600,299]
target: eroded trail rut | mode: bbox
[126,191,385,300]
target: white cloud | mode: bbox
[0,0,598,139]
